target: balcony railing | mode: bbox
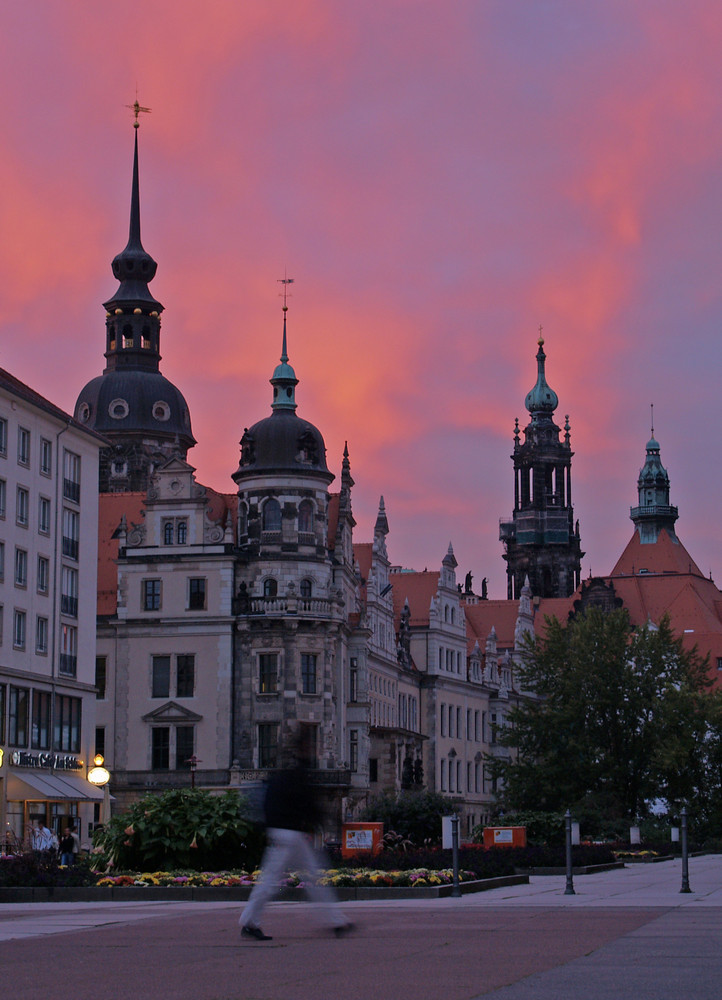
[233,595,336,618]
[61,595,78,617]
[59,653,77,676]
[62,537,79,560]
[63,479,80,503]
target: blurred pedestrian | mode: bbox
[240,731,353,941]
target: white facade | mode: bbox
[0,369,102,849]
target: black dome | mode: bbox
[234,410,332,482]
[74,370,195,446]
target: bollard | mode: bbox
[451,814,461,897]
[564,809,575,895]
[680,806,692,894]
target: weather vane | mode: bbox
[277,273,295,312]
[126,97,152,129]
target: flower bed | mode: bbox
[93,866,477,889]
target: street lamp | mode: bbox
[88,753,111,826]
[186,755,201,789]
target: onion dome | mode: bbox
[524,336,558,416]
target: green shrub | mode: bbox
[93,788,264,872]
[359,791,458,846]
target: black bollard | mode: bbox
[451,814,461,897]
[680,806,692,894]
[564,809,575,895]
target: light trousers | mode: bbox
[240,827,346,929]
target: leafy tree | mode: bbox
[360,791,458,845]
[93,788,263,871]
[488,608,716,823]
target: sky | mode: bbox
[1,1,721,598]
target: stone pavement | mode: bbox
[0,855,720,999]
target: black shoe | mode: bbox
[242,925,272,941]
[333,922,356,938]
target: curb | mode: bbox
[0,873,528,904]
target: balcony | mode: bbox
[61,595,78,617]
[63,479,80,504]
[59,653,77,676]
[62,537,79,560]
[233,595,337,618]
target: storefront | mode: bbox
[1,748,106,852]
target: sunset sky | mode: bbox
[1,2,721,598]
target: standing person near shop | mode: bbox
[32,819,56,855]
[59,823,80,865]
[240,731,353,941]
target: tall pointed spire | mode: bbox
[270,280,299,411]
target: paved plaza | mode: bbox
[1,855,721,999]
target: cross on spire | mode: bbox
[126,98,152,129]
[278,273,294,312]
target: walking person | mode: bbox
[240,732,353,941]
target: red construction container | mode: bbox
[341,822,384,857]
[483,826,527,848]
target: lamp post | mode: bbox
[88,753,111,827]
[186,755,201,789]
[680,806,692,894]
[564,810,575,895]
[451,814,461,898]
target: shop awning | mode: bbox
[6,769,108,801]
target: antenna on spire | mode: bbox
[650,402,654,437]
[277,272,294,312]
[126,95,152,129]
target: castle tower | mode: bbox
[74,113,195,491]
[499,335,583,598]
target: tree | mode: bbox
[489,608,715,823]
[360,791,458,845]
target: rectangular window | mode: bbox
[448,704,455,739]
[176,655,195,698]
[17,427,30,466]
[13,610,26,649]
[474,710,480,742]
[37,555,49,594]
[54,694,81,752]
[258,723,278,768]
[369,757,378,783]
[175,726,194,770]
[16,486,29,527]
[95,726,106,758]
[0,684,6,743]
[14,547,27,587]
[0,478,5,517]
[301,653,317,694]
[440,703,446,738]
[0,604,3,646]
[35,615,48,654]
[9,687,29,746]
[152,727,170,770]
[349,656,358,702]
[38,496,51,534]
[40,438,52,476]
[62,508,79,559]
[32,690,51,749]
[440,758,446,791]
[143,579,162,611]
[95,656,107,699]
[349,729,359,772]
[63,449,81,503]
[152,655,171,698]
[61,565,79,616]
[259,653,278,694]
[59,623,77,675]
[188,578,206,610]
[0,417,7,456]
[0,540,4,580]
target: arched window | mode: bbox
[163,522,173,545]
[263,499,281,532]
[238,502,248,540]
[298,499,314,533]
[177,521,187,545]
[300,579,312,599]
[263,578,277,598]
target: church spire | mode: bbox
[630,417,678,543]
[102,114,163,371]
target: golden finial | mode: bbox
[538,323,544,346]
[126,98,152,129]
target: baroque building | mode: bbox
[499,336,583,599]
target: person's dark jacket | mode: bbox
[263,766,321,832]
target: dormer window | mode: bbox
[163,519,187,545]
